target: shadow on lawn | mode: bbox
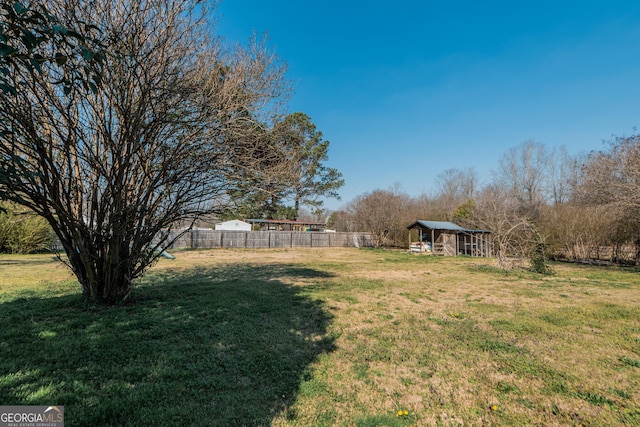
[0,263,336,426]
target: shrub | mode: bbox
[0,202,55,253]
[529,239,554,275]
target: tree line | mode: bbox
[330,138,640,267]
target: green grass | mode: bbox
[0,260,334,426]
[1,249,639,426]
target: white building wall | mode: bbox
[214,220,252,231]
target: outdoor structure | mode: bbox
[247,219,326,232]
[407,220,492,257]
[214,219,251,231]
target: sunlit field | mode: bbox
[1,248,639,426]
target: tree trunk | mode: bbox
[62,233,134,303]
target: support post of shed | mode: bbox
[431,229,435,253]
[482,234,486,257]
[471,234,475,256]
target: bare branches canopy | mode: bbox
[0,0,289,302]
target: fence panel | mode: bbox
[271,232,293,248]
[359,233,376,248]
[311,232,330,247]
[328,233,348,247]
[220,231,247,248]
[159,230,374,250]
[191,229,219,249]
[247,231,270,249]
[291,233,311,247]
[169,232,191,249]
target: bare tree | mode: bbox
[349,187,410,247]
[433,168,478,221]
[0,0,288,302]
[576,134,640,263]
[578,134,640,211]
[408,193,441,222]
[436,168,477,202]
[496,140,550,216]
[539,201,625,263]
[327,209,353,232]
[548,146,580,205]
[472,185,542,269]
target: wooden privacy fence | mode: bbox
[166,230,375,250]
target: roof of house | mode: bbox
[407,220,490,234]
[247,219,325,226]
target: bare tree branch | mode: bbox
[0,0,289,302]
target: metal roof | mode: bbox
[407,220,490,234]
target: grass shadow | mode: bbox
[0,263,335,426]
[0,256,60,266]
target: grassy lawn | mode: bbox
[0,249,639,426]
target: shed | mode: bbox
[214,219,252,231]
[407,220,491,257]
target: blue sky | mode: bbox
[215,1,640,210]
